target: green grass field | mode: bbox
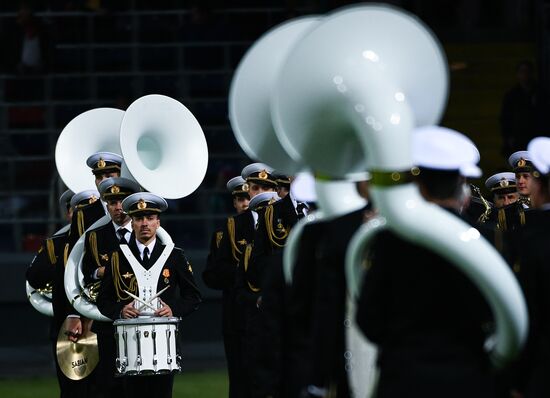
[0,369,229,398]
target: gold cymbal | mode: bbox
[56,320,99,380]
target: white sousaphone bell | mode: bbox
[26,108,125,317]
[269,3,526,373]
[62,94,208,321]
[228,15,368,288]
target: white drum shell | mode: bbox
[114,317,181,376]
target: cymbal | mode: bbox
[56,320,99,380]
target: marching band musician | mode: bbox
[63,152,123,350]
[26,189,78,397]
[509,150,534,207]
[356,127,495,398]
[483,172,527,234]
[202,175,249,398]
[96,192,201,398]
[60,190,102,396]
[485,173,520,209]
[245,169,308,398]
[235,189,280,398]
[81,177,141,398]
[508,137,550,397]
[294,180,370,398]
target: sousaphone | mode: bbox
[66,95,209,320]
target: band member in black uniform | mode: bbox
[509,150,534,207]
[483,172,527,233]
[295,179,370,398]
[237,189,280,398]
[81,177,140,398]
[211,163,277,397]
[247,171,312,397]
[202,175,249,398]
[64,152,122,346]
[97,192,201,398]
[26,189,77,397]
[501,139,550,397]
[356,128,494,398]
[55,190,102,397]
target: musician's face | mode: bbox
[494,192,519,208]
[248,182,275,199]
[107,199,129,226]
[94,171,120,189]
[233,196,249,214]
[516,172,531,195]
[132,214,160,244]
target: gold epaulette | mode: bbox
[227,217,242,262]
[243,244,260,293]
[265,205,288,248]
[215,231,223,249]
[46,238,57,265]
[497,208,507,231]
[88,231,101,267]
[519,206,526,226]
[63,243,69,267]
[77,209,85,237]
[112,252,136,301]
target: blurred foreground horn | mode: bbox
[120,94,208,199]
[271,3,526,366]
[229,17,320,174]
[55,108,124,192]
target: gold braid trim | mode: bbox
[77,209,85,237]
[227,217,242,262]
[46,239,57,264]
[63,243,69,267]
[111,252,137,301]
[243,244,260,293]
[89,231,101,267]
[497,208,507,231]
[519,207,526,226]
[265,205,287,248]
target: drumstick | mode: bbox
[137,285,171,311]
[123,290,157,311]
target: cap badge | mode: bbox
[259,170,268,179]
[518,158,526,167]
[88,195,98,204]
[110,185,120,194]
[137,199,147,210]
[499,179,509,188]
[97,158,106,168]
[242,183,250,192]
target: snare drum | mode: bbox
[114,316,181,376]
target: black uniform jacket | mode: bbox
[82,221,120,286]
[204,210,255,333]
[507,209,550,396]
[96,232,201,321]
[356,209,494,398]
[26,227,72,340]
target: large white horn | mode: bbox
[120,94,208,199]
[55,108,124,193]
[229,17,320,174]
[66,216,174,321]
[273,4,527,366]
